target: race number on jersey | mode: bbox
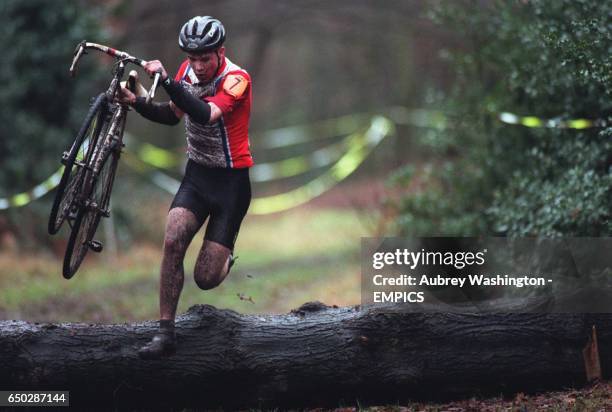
[223,73,248,98]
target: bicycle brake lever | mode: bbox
[146,71,161,104]
[69,43,86,78]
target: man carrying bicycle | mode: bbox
[117,16,253,359]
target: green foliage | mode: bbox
[392,0,611,236]
[0,0,105,241]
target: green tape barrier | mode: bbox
[251,138,348,182]
[390,107,605,130]
[255,112,371,148]
[0,167,64,210]
[3,106,605,211]
[123,108,431,175]
[0,133,96,210]
[121,151,182,194]
[123,133,182,168]
[138,142,180,169]
[498,112,604,129]
[250,116,394,214]
[125,107,606,186]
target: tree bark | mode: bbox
[0,301,610,410]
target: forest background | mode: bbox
[0,0,609,322]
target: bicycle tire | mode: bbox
[62,144,120,279]
[48,93,109,235]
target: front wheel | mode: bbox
[62,146,120,279]
[48,93,109,235]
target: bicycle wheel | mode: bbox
[48,93,109,235]
[62,145,120,279]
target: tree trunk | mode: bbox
[0,301,610,410]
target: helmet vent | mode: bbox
[202,22,212,38]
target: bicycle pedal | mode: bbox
[88,240,104,253]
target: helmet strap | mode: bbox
[215,50,222,73]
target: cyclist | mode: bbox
[117,16,253,359]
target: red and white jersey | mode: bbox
[174,57,253,169]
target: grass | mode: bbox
[0,207,369,323]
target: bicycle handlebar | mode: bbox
[70,41,159,103]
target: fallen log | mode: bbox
[0,301,610,410]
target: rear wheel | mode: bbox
[48,93,109,235]
[62,144,120,279]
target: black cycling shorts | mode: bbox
[170,159,251,249]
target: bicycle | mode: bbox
[48,41,161,279]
